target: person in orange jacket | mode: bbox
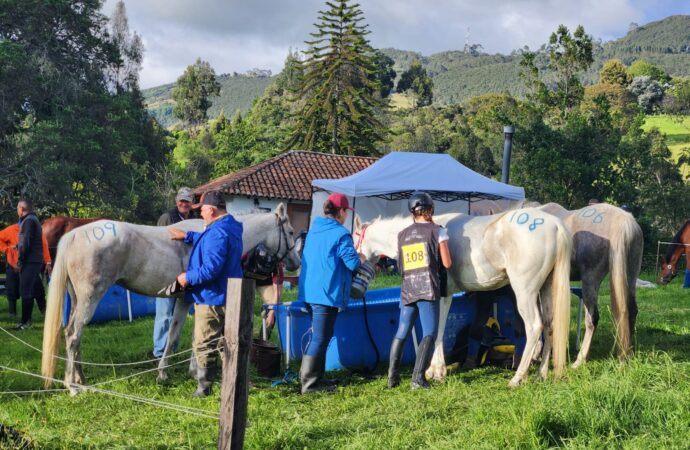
[0,222,52,322]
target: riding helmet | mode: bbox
[408,191,434,213]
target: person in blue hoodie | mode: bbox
[297,192,363,394]
[169,190,243,397]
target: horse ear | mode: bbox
[275,202,286,218]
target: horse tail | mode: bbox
[41,232,73,388]
[551,220,573,379]
[609,212,643,359]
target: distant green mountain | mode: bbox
[143,15,690,124]
[143,73,275,128]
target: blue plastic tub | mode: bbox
[62,285,158,326]
[273,287,482,371]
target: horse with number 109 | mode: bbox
[41,205,301,394]
[354,208,572,387]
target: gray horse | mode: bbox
[41,205,300,394]
[539,202,643,367]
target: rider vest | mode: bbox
[397,222,442,305]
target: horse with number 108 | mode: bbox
[41,205,301,395]
[354,207,573,387]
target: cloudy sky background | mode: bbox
[102,0,690,89]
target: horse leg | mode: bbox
[509,288,543,387]
[426,296,451,381]
[157,297,192,383]
[537,276,553,380]
[63,298,100,395]
[572,274,602,369]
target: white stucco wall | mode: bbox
[224,196,285,215]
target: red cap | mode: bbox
[327,192,354,211]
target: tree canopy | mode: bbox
[287,0,388,155]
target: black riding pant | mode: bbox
[19,262,45,323]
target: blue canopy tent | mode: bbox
[310,152,525,229]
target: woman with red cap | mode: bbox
[297,192,364,394]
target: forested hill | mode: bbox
[144,14,690,124]
[143,73,275,128]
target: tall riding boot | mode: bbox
[300,355,334,394]
[387,338,405,388]
[192,365,216,398]
[411,336,435,390]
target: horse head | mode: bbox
[269,203,301,272]
[659,257,677,284]
[353,214,396,264]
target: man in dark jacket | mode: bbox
[15,199,44,330]
[151,187,195,358]
[169,190,243,397]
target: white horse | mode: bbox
[354,208,572,386]
[42,205,300,394]
[537,203,643,367]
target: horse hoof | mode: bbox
[425,365,446,382]
[508,377,524,388]
[156,373,168,384]
[571,359,583,369]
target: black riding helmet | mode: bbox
[408,191,434,213]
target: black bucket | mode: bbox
[250,339,281,377]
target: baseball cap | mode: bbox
[192,190,226,209]
[327,192,354,211]
[175,187,194,203]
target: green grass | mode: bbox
[2,273,690,449]
[643,115,690,179]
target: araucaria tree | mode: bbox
[289,0,387,156]
[172,58,221,129]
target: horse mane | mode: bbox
[665,220,690,262]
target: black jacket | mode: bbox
[18,212,43,265]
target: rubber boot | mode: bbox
[387,338,405,388]
[192,366,215,398]
[411,336,434,390]
[300,355,334,394]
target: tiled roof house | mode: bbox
[194,151,376,233]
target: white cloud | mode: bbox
[103,0,687,88]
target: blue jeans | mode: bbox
[153,297,178,357]
[394,300,440,341]
[304,303,338,358]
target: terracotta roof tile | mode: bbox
[193,151,376,201]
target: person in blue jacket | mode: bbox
[169,190,243,397]
[297,192,363,394]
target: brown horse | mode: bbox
[659,220,690,285]
[42,217,105,261]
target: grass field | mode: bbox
[643,115,690,179]
[1,273,690,449]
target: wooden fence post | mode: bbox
[218,277,255,450]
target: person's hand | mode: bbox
[45,263,53,277]
[169,228,186,240]
[358,253,367,263]
[176,272,187,287]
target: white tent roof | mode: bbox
[312,152,524,202]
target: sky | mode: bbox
[102,0,690,89]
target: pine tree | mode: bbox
[288,0,387,156]
[109,0,143,93]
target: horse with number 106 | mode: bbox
[537,203,643,367]
[41,205,301,395]
[354,208,572,386]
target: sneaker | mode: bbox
[14,322,31,331]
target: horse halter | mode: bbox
[354,224,370,252]
[272,214,296,263]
